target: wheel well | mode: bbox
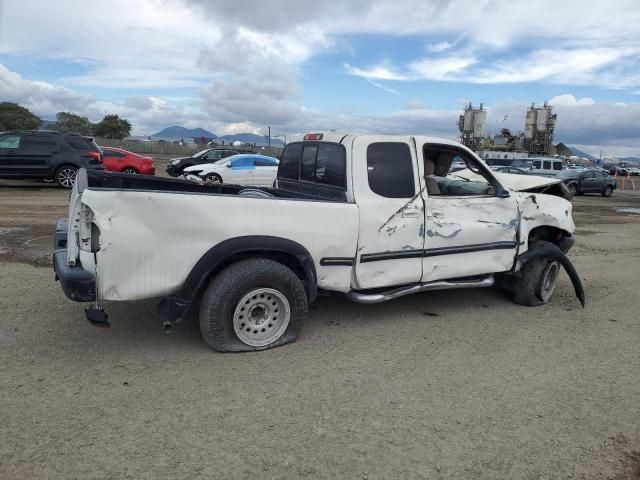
[206,251,307,287]
[122,166,138,173]
[55,163,79,174]
[528,226,567,245]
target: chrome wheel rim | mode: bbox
[233,288,290,347]
[58,168,77,187]
[205,175,221,184]
[539,261,560,302]
[123,168,137,174]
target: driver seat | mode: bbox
[424,158,440,195]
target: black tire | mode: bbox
[122,167,137,174]
[567,183,578,196]
[602,185,613,197]
[54,165,78,189]
[203,173,222,184]
[512,245,561,307]
[199,258,307,352]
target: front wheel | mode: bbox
[512,254,561,307]
[567,183,578,196]
[602,185,613,197]
[199,258,307,352]
[122,167,137,174]
[203,173,222,184]
[54,165,78,188]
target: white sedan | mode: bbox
[181,154,279,186]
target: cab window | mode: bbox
[423,146,497,197]
[367,142,415,198]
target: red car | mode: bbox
[100,147,155,175]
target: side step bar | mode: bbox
[346,275,494,304]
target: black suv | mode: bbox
[166,147,255,177]
[0,131,103,188]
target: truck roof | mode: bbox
[288,131,463,148]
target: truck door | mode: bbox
[415,139,519,282]
[353,136,425,289]
[0,133,23,177]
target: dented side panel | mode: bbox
[79,190,359,301]
[351,135,426,289]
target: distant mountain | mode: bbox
[568,146,596,160]
[151,126,217,138]
[214,133,284,147]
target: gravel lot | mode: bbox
[1,178,639,479]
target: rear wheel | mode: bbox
[54,165,78,189]
[122,167,137,174]
[204,173,222,184]
[199,258,307,352]
[602,185,613,197]
[567,183,578,196]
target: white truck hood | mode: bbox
[453,168,561,191]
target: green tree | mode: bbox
[0,102,42,131]
[93,114,132,139]
[53,111,94,135]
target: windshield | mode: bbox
[192,149,211,158]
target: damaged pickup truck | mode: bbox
[53,133,585,352]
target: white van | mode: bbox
[531,157,564,176]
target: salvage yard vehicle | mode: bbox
[53,132,585,352]
[560,169,617,197]
[530,157,564,177]
[181,154,279,185]
[101,147,155,175]
[0,130,103,188]
[166,147,255,177]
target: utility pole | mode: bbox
[268,126,271,148]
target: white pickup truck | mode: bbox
[53,132,584,352]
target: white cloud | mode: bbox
[344,63,407,81]
[548,94,595,106]
[409,55,477,81]
[426,41,456,53]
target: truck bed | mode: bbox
[82,170,348,202]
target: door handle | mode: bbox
[401,206,421,218]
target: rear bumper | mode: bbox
[53,218,96,302]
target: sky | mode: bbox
[1,0,639,157]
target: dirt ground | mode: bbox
[1,179,639,480]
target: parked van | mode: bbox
[531,157,564,176]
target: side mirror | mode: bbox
[226,161,232,168]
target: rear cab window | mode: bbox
[277,142,347,200]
